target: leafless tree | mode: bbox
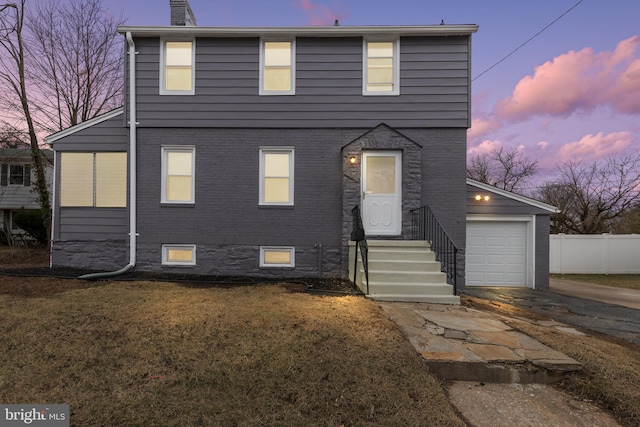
[467,146,538,193]
[0,0,124,243]
[0,123,28,148]
[27,0,124,133]
[0,0,51,240]
[537,153,640,234]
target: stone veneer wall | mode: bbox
[51,240,341,279]
[51,240,128,271]
[341,125,422,275]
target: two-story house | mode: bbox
[46,0,478,302]
[0,148,53,242]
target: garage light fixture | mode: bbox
[474,194,490,202]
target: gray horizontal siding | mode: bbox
[466,186,551,215]
[57,208,128,240]
[51,113,129,241]
[0,186,40,209]
[130,35,471,128]
[51,113,128,151]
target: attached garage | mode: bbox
[465,180,558,290]
[467,220,528,286]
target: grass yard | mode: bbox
[0,277,464,426]
[551,274,640,291]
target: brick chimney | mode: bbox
[170,0,197,26]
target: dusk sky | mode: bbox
[107,0,640,188]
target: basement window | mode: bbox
[260,246,295,268]
[162,244,196,266]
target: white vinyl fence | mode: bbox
[550,234,640,274]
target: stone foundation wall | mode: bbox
[52,240,342,279]
[51,240,128,271]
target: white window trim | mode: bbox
[259,147,294,206]
[260,246,295,268]
[161,146,195,204]
[259,39,296,96]
[160,39,196,95]
[7,164,28,186]
[162,244,197,266]
[362,38,400,96]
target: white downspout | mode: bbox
[79,32,137,279]
[127,31,138,268]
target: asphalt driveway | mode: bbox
[463,282,640,345]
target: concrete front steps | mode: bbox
[348,240,459,304]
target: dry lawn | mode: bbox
[0,277,464,426]
[463,296,640,427]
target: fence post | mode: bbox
[603,233,610,275]
[559,233,565,275]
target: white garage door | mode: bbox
[466,221,527,287]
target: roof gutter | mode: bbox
[117,24,479,38]
[79,32,138,279]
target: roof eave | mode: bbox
[117,24,479,38]
[467,178,560,213]
[45,107,124,145]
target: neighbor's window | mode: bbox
[259,148,294,205]
[363,39,399,95]
[162,146,195,204]
[161,40,195,94]
[0,164,30,186]
[162,244,196,266]
[260,40,295,95]
[260,246,295,267]
[60,152,127,207]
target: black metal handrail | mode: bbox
[351,205,369,294]
[410,205,459,294]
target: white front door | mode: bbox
[361,151,402,236]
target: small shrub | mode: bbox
[13,209,47,245]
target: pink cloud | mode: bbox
[557,131,633,162]
[467,116,501,142]
[496,36,640,120]
[467,139,502,157]
[537,141,549,150]
[295,0,348,26]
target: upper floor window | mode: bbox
[0,164,30,186]
[161,40,195,95]
[260,40,295,95]
[161,146,195,204]
[363,39,400,95]
[59,152,127,207]
[259,148,294,205]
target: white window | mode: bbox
[260,40,295,95]
[259,148,294,205]
[59,152,127,207]
[363,39,400,95]
[161,146,195,204]
[260,246,295,268]
[1,164,30,186]
[161,40,195,95]
[162,244,196,266]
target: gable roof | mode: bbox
[467,178,558,213]
[44,108,124,145]
[0,147,53,160]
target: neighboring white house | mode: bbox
[0,148,53,240]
